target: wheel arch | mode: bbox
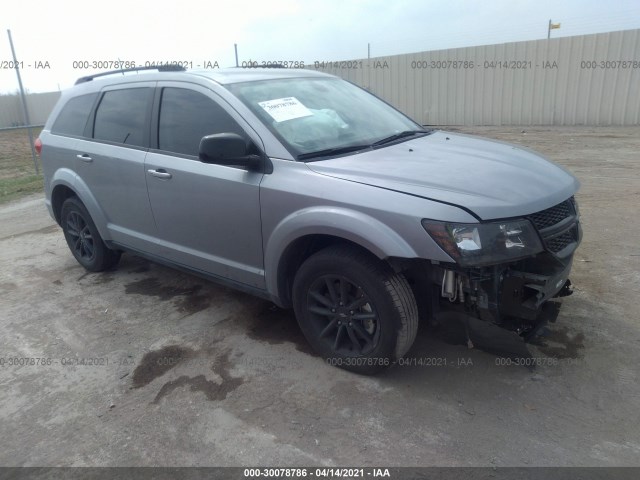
[51,183,76,224]
[265,207,419,307]
[49,170,110,240]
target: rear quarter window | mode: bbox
[51,93,98,137]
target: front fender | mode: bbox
[264,206,418,301]
[50,168,111,241]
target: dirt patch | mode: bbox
[125,277,211,315]
[125,278,203,300]
[0,224,57,241]
[0,128,41,175]
[122,256,152,274]
[92,273,115,285]
[174,294,211,315]
[152,374,240,403]
[0,282,18,293]
[152,351,244,403]
[430,313,533,361]
[130,264,151,274]
[131,264,151,273]
[131,345,194,388]
[0,129,45,204]
[247,303,317,356]
[536,326,585,359]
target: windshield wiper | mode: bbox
[297,144,371,161]
[371,130,430,147]
[297,130,431,161]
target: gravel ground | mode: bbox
[0,126,639,467]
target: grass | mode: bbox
[0,128,44,204]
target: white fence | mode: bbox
[0,91,60,129]
[312,28,640,126]
[2,29,639,128]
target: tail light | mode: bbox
[35,137,42,155]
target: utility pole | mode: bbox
[234,44,239,67]
[7,29,39,174]
[548,19,561,39]
[367,43,371,90]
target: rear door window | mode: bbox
[93,88,152,147]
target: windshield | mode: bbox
[226,77,428,160]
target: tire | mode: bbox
[60,197,121,272]
[292,245,419,374]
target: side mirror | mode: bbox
[199,133,261,169]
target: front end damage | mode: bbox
[421,196,582,345]
[436,251,576,341]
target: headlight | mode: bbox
[422,218,543,267]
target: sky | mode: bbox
[1,0,640,93]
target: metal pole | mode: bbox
[367,43,371,90]
[547,19,551,39]
[7,29,39,174]
[234,44,239,67]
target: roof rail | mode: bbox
[74,64,186,85]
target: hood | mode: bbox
[305,130,580,220]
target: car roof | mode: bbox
[189,68,334,84]
[73,67,334,89]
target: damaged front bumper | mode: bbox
[429,196,582,341]
[436,253,575,341]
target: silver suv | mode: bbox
[39,65,582,374]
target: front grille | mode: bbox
[546,227,578,253]
[528,197,574,230]
[528,197,579,256]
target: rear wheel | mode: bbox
[61,197,121,272]
[292,245,418,374]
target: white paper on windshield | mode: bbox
[258,97,313,122]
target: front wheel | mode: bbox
[292,245,419,374]
[61,197,121,272]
